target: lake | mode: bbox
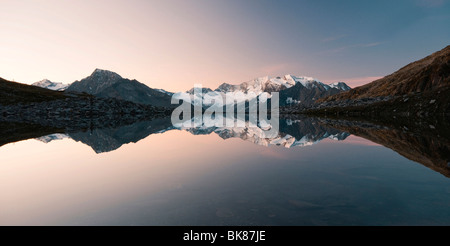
[1,116,450,225]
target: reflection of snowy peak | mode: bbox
[35,118,173,153]
[33,117,349,153]
[32,79,70,91]
[213,128,348,148]
[175,117,350,148]
[36,133,69,143]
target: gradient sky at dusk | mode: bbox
[1,0,449,91]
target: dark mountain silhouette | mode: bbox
[280,81,350,106]
[66,69,175,108]
[68,117,172,153]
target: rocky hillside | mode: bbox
[0,77,67,105]
[322,45,450,101]
[1,96,171,129]
[301,85,450,118]
[0,77,172,129]
[290,46,450,117]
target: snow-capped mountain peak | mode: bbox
[178,74,351,107]
[214,74,336,94]
[36,133,69,143]
[155,88,174,96]
[214,75,295,95]
[283,74,319,87]
[283,75,338,90]
[329,82,351,90]
[32,79,70,91]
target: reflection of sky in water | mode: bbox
[0,128,450,225]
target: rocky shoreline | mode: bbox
[281,86,450,120]
[0,95,172,130]
[280,95,395,113]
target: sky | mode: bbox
[0,0,449,92]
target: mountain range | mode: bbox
[31,69,351,109]
[176,75,351,107]
[3,45,449,118]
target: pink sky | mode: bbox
[3,0,438,92]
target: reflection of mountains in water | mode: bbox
[179,117,349,148]
[42,118,173,153]
[319,117,450,178]
[2,114,450,177]
[31,116,349,153]
[68,118,173,153]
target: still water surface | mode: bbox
[1,117,449,225]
